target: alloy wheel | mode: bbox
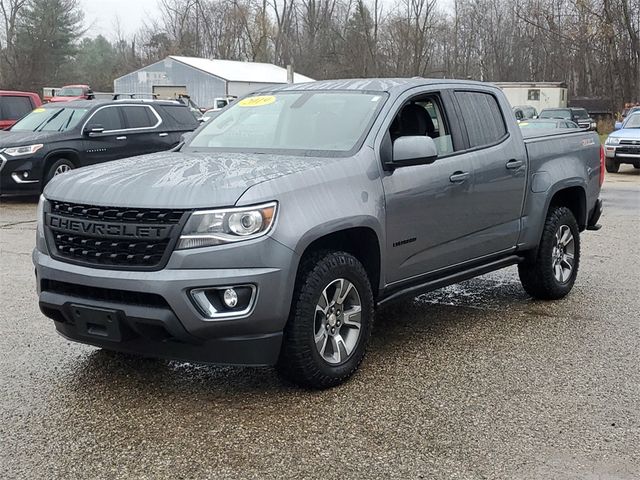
[314,278,362,365]
[552,224,575,283]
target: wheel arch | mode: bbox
[295,225,383,299]
[44,149,80,175]
[548,185,587,231]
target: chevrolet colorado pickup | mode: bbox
[34,79,604,389]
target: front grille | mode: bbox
[46,200,188,269]
[620,140,640,145]
[616,146,640,155]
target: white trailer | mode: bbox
[493,82,568,111]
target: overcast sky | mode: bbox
[81,0,454,38]
[82,0,159,37]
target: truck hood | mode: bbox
[609,128,640,140]
[0,130,60,148]
[49,96,83,102]
[44,150,332,208]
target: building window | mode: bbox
[527,89,540,101]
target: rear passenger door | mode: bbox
[120,105,163,156]
[453,90,527,257]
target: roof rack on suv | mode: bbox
[112,93,159,100]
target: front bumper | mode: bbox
[604,144,640,161]
[33,238,299,366]
[0,153,43,195]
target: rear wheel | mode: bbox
[44,158,74,187]
[605,158,619,173]
[277,251,374,389]
[518,206,580,300]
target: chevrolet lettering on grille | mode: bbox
[47,214,173,239]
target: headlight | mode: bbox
[177,202,277,249]
[36,195,47,253]
[4,144,44,157]
[605,137,620,145]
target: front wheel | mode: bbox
[605,158,619,173]
[518,206,580,300]
[277,251,374,389]
[43,158,74,188]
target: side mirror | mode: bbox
[392,136,438,167]
[84,125,105,136]
[614,121,623,130]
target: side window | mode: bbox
[0,96,33,120]
[389,94,456,157]
[455,91,508,148]
[88,107,124,131]
[161,105,199,128]
[122,106,157,129]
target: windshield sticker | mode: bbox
[33,108,46,113]
[238,96,276,107]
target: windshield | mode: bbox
[572,109,589,119]
[539,109,571,119]
[187,91,387,155]
[623,114,640,129]
[11,107,88,132]
[56,87,83,97]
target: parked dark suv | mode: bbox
[538,107,596,131]
[0,99,199,195]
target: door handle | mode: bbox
[449,171,470,183]
[506,159,524,170]
[159,133,169,137]
[116,136,127,141]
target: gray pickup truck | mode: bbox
[34,79,604,389]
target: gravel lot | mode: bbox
[1,166,639,479]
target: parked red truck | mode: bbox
[0,91,42,130]
[49,85,94,103]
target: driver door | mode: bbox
[381,89,479,284]
[82,105,130,166]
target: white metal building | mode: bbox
[493,82,568,111]
[114,56,314,109]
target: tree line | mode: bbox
[1,0,638,111]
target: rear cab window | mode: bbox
[454,90,508,148]
[0,95,34,121]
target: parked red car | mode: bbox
[0,91,42,130]
[49,84,94,103]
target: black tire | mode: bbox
[277,251,374,389]
[43,158,74,187]
[605,158,619,173]
[518,206,580,300]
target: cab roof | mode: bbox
[263,77,498,94]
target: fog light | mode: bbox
[190,285,256,319]
[23,171,29,178]
[223,288,238,308]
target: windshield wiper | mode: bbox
[35,109,64,132]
